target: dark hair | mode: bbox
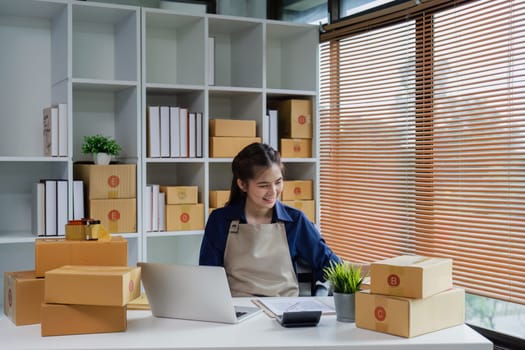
[227,143,284,205]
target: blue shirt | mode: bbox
[199,199,340,282]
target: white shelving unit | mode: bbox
[0,0,319,302]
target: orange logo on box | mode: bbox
[129,280,134,292]
[108,209,120,221]
[180,213,190,223]
[294,187,301,195]
[374,306,386,321]
[298,115,307,125]
[108,175,120,188]
[387,274,400,287]
[293,144,301,152]
[8,288,12,308]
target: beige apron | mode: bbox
[224,220,299,297]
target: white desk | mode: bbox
[1,298,492,350]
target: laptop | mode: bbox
[137,262,262,324]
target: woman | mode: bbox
[199,142,340,297]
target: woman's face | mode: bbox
[238,163,283,210]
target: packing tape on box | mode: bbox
[179,205,192,230]
[383,266,408,295]
[373,294,390,333]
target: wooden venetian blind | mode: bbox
[319,0,525,304]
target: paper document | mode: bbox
[252,297,335,318]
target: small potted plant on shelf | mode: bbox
[323,260,366,322]
[81,134,122,165]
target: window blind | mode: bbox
[319,0,525,304]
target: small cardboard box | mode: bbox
[370,255,453,299]
[209,119,256,137]
[282,200,315,223]
[44,265,141,306]
[280,138,312,158]
[282,180,313,200]
[166,203,204,231]
[209,190,230,208]
[41,303,127,336]
[160,186,198,204]
[209,137,261,158]
[355,288,465,338]
[74,164,136,199]
[273,99,312,139]
[89,198,137,233]
[35,236,128,277]
[3,271,45,325]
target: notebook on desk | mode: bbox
[137,262,261,324]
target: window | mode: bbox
[319,0,525,341]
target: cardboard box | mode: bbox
[209,119,256,137]
[89,198,136,233]
[280,138,312,158]
[166,203,204,231]
[282,180,313,200]
[355,288,465,338]
[41,303,126,336]
[370,255,453,299]
[35,236,128,277]
[44,265,141,306]
[3,271,45,325]
[160,186,198,204]
[282,200,315,223]
[209,137,261,158]
[273,99,313,139]
[209,190,230,208]
[74,164,136,199]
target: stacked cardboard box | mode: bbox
[3,236,128,330]
[41,265,140,336]
[209,189,230,213]
[209,119,261,157]
[270,99,313,158]
[281,180,315,223]
[74,164,137,233]
[3,271,45,326]
[355,255,464,338]
[161,186,204,231]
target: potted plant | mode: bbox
[81,134,122,165]
[323,260,366,322]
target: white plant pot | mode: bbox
[94,152,111,165]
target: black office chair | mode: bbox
[296,258,330,296]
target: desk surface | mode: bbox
[2,298,492,350]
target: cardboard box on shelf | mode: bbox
[73,164,136,199]
[282,180,313,200]
[41,303,127,337]
[209,119,256,137]
[89,198,136,233]
[160,186,198,205]
[3,271,45,326]
[370,255,453,299]
[44,265,141,306]
[280,138,312,158]
[272,99,312,139]
[282,200,315,223]
[166,203,204,231]
[35,236,128,277]
[209,137,261,158]
[209,190,230,208]
[355,288,465,338]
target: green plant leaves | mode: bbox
[323,260,365,294]
[81,134,122,156]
